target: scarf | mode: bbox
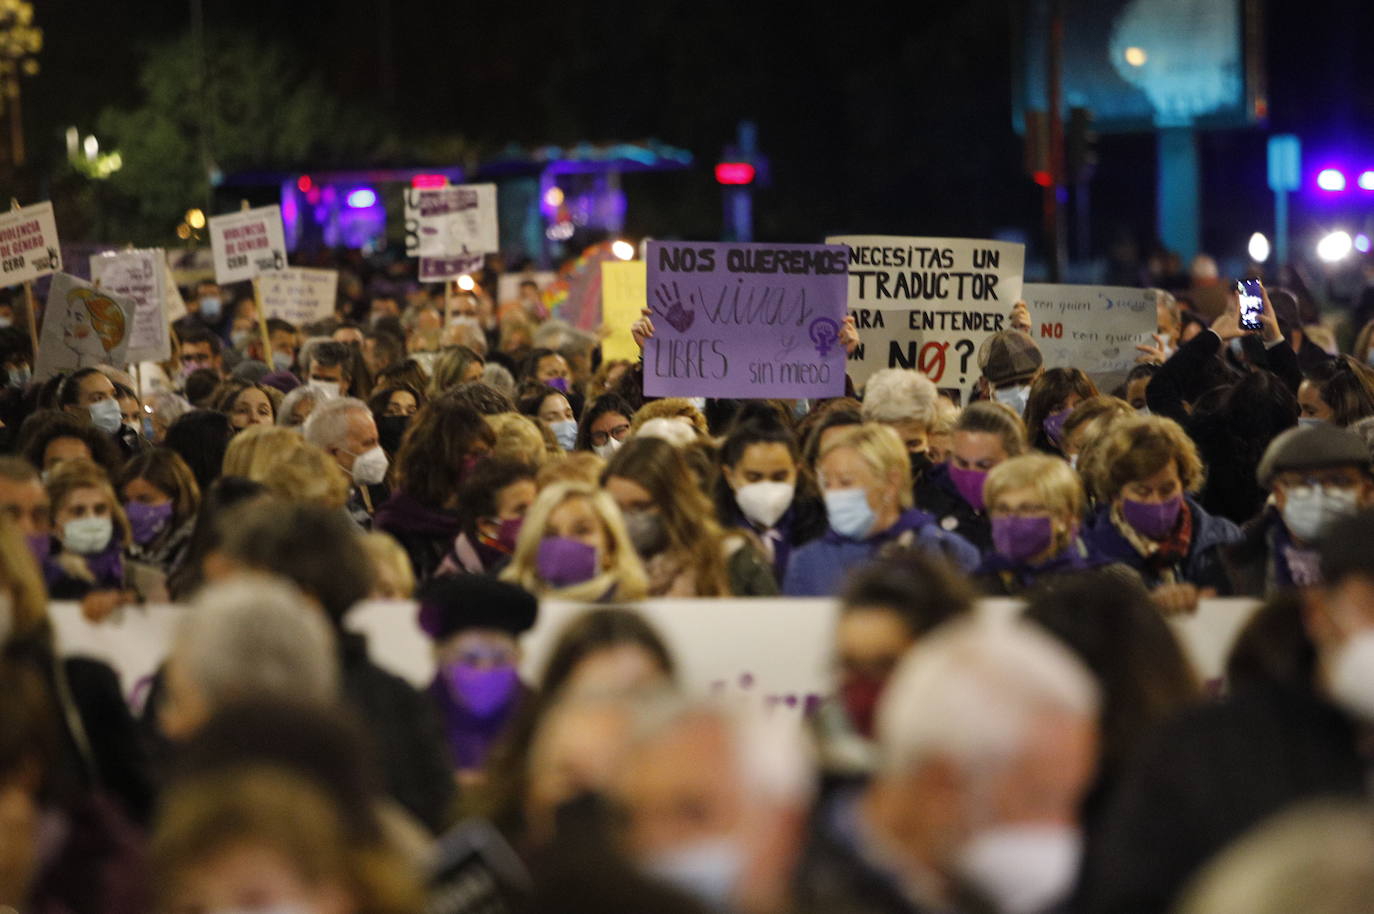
[1110,502,1193,583]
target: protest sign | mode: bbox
[49,602,183,707]
[256,266,339,326]
[419,253,485,282]
[826,235,1025,394]
[208,205,287,284]
[162,261,187,322]
[642,241,849,398]
[416,184,499,258]
[90,249,170,362]
[0,201,62,285]
[601,261,645,361]
[1022,283,1155,390]
[34,273,136,378]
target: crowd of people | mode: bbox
[3,253,1374,914]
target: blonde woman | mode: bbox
[487,411,555,468]
[783,424,979,596]
[222,425,350,508]
[502,481,648,602]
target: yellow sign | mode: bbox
[601,261,646,362]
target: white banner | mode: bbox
[1022,283,1155,391]
[34,273,136,379]
[416,184,499,258]
[208,205,288,284]
[90,249,170,362]
[0,201,62,285]
[256,266,339,326]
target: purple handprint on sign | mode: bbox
[651,281,696,333]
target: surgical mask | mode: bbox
[956,824,1083,914]
[88,398,123,435]
[6,364,29,387]
[443,663,520,719]
[450,314,482,333]
[825,488,876,540]
[1299,416,1327,428]
[551,418,579,451]
[537,536,598,587]
[231,329,253,349]
[949,465,989,512]
[198,295,222,321]
[625,509,669,557]
[63,516,113,555]
[643,837,745,911]
[307,378,340,399]
[592,436,622,459]
[735,481,795,529]
[1282,486,1359,543]
[125,501,173,546]
[1043,408,1071,448]
[991,515,1055,564]
[271,351,294,373]
[993,384,1030,415]
[1122,495,1182,540]
[1329,629,1374,721]
[348,445,389,486]
[546,376,570,394]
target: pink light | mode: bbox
[715,162,756,185]
[411,174,447,189]
[296,175,313,192]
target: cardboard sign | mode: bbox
[643,241,849,398]
[256,266,340,326]
[34,273,136,378]
[416,184,499,258]
[601,261,645,361]
[826,235,1025,392]
[419,253,485,283]
[163,261,187,322]
[1022,283,1156,391]
[90,249,170,363]
[0,201,62,285]
[208,205,288,284]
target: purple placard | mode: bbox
[643,241,849,398]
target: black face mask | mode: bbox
[909,450,933,481]
[377,414,410,455]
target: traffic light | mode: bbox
[1066,106,1097,184]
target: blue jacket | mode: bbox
[783,508,981,597]
[1081,496,1242,592]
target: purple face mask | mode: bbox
[949,465,989,512]
[1122,495,1183,541]
[26,532,50,563]
[1043,408,1072,449]
[125,500,174,546]
[537,536,598,587]
[992,515,1056,564]
[547,377,569,394]
[443,663,520,719]
[496,516,524,553]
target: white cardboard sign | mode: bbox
[1021,283,1156,390]
[34,273,136,378]
[0,201,62,285]
[90,249,170,362]
[208,205,288,284]
[416,184,499,258]
[256,266,339,326]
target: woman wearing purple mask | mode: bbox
[437,459,538,576]
[1024,367,1098,457]
[915,401,1028,553]
[1082,416,1241,615]
[115,448,201,574]
[501,481,648,603]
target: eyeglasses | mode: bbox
[1276,474,1362,498]
[589,424,631,447]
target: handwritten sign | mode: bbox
[643,241,848,399]
[208,205,287,284]
[0,201,62,285]
[1021,283,1156,389]
[419,252,485,283]
[256,267,339,326]
[601,261,645,361]
[416,184,499,258]
[90,249,169,363]
[826,235,1025,392]
[34,273,135,379]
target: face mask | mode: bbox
[231,329,253,349]
[1329,629,1374,721]
[123,421,141,438]
[88,398,123,435]
[992,515,1056,564]
[1121,495,1182,540]
[735,481,795,529]
[546,376,570,394]
[1282,486,1359,543]
[909,450,933,480]
[348,445,389,486]
[993,384,1029,415]
[495,516,524,552]
[1043,408,1071,448]
[198,295,222,321]
[377,414,409,454]
[643,837,745,911]
[625,509,669,557]
[1299,416,1327,428]
[551,418,579,451]
[6,364,30,387]
[63,516,113,555]
[592,436,622,459]
[956,824,1083,914]
[125,501,173,546]
[271,351,294,373]
[825,488,877,540]
[443,663,520,719]
[841,673,884,739]
[537,536,598,587]
[26,532,50,563]
[307,378,340,400]
[450,314,482,332]
[949,465,989,512]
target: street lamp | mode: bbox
[0,0,42,168]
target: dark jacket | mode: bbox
[1082,685,1365,914]
[29,792,149,914]
[374,489,463,583]
[723,495,828,586]
[1080,498,1241,592]
[783,509,980,597]
[975,539,1135,597]
[914,463,991,553]
[346,481,390,531]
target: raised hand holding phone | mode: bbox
[1237,279,1264,332]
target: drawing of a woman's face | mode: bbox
[64,302,92,340]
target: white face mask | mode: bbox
[643,836,745,910]
[551,419,579,452]
[88,397,124,435]
[63,516,113,555]
[992,384,1030,415]
[956,823,1083,914]
[306,378,340,400]
[735,481,795,529]
[348,445,389,486]
[1281,486,1359,543]
[1329,629,1374,721]
[592,436,623,459]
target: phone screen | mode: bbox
[1238,280,1263,331]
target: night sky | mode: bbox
[17,0,1374,266]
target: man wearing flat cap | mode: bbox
[1224,424,1374,595]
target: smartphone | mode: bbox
[1237,279,1263,331]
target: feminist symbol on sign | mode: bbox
[808,317,839,356]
